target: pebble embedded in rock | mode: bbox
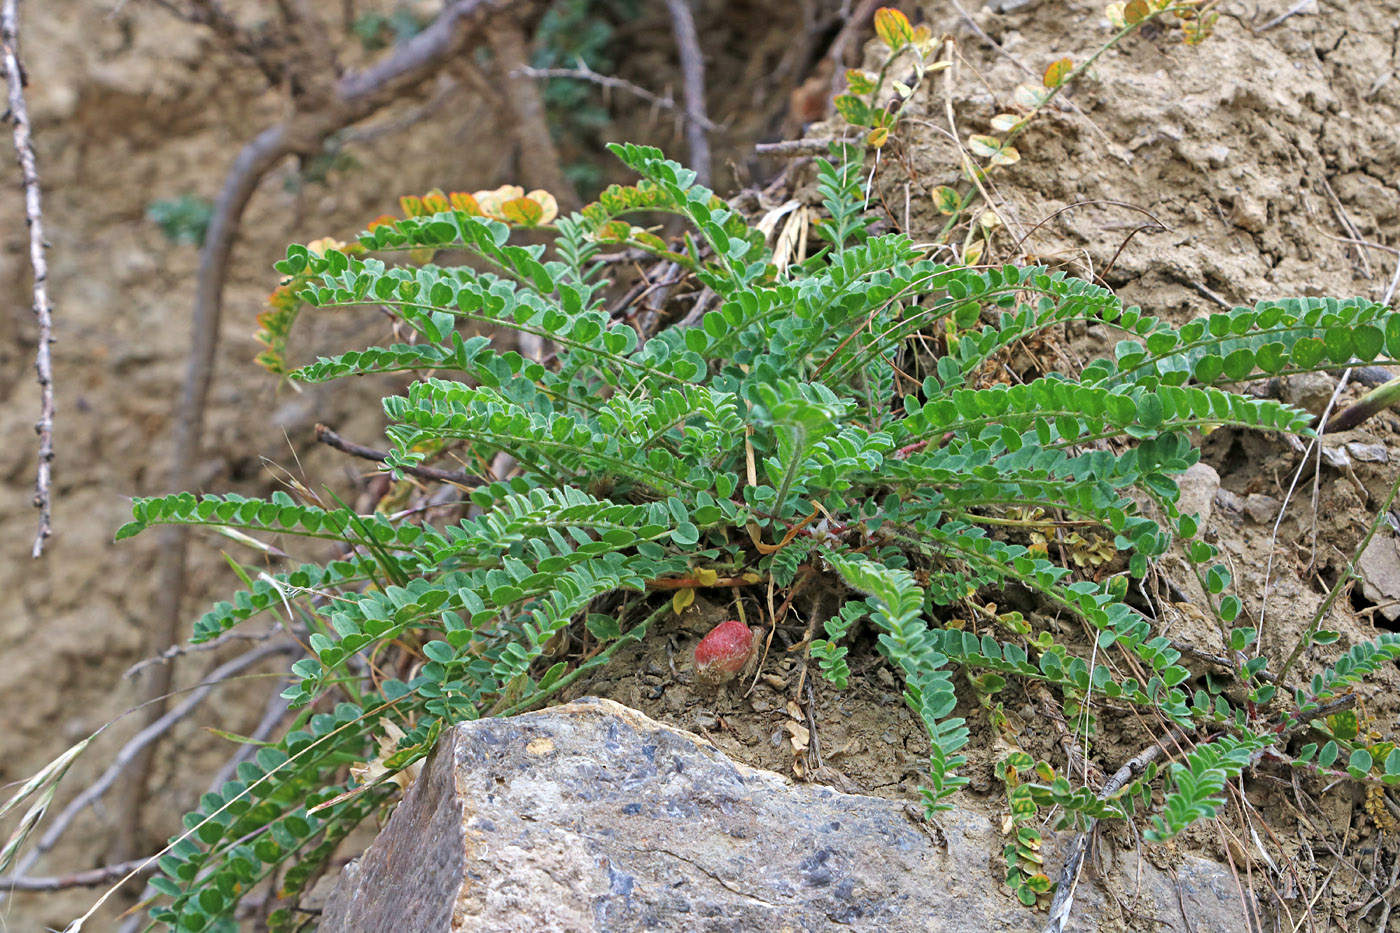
[1243,493,1282,524]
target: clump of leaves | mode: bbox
[50,139,1400,929]
[351,6,426,51]
[146,194,213,247]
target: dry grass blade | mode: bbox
[0,737,92,878]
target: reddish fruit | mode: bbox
[693,620,755,687]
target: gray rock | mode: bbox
[1358,534,1400,622]
[1346,442,1388,463]
[322,698,1247,933]
[1243,493,1282,524]
[1280,372,1337,417]
[1177,462,1221,533]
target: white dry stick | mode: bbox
[663,0,711,188]
[1,0,56,557]
[1258,368,1352,639]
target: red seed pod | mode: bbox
[693,620,755,688]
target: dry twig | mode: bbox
[663,0,711,187]
[512,62,720,130]
[314,423,482,487]
[2,0,55,558]
[0,858,156,892]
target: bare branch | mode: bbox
[487,19,578,210]
[124,623,284,679]
[314,423,483,487]
[755,136,861,156]
[2,0,55,558]
[663,0,711,187]
[511,62,721,131]
[0,858,156,892]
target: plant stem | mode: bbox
[1276,466,1400,686]
[494,602,670,718]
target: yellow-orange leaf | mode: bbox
[1124,0,1150,24]
[524,189,559,225]
[1042,57,1072,88]
[599,220,632,243]
[501,196,545,226]
[421,188,449,213]
[305,236,346,257]
[931,185,960,215]
[867,125,890,148]
[366,213,398,232]
[474,184,524,221]
[846,68,876,95]
[990,145,1020,167]
[449,191,481,214]
[873,7,913,48]
[399,194,425,218]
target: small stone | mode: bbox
[1214,488,1244,513]
[1243,494,1282,524]
[1280,372,1337,416]
[1229,195,1268,233]
[1346,442,1388,463]
[1176,462,1220,534]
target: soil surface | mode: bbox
[5,0,1400,930]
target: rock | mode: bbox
[1177,462,1221,533]
[322,698,1245,933]
[1346,442,1388,463]
[1358,534,1400,622]
[1243,493,1282,524]
[1214,488,1245,513]
[1228,194,1268,233]
[1280,372,1337,416]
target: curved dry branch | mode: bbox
[2,0,55,558]
[511,63,721,131]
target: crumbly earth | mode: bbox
[5,0,1400,930]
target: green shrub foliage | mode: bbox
[117,143,1400,929]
